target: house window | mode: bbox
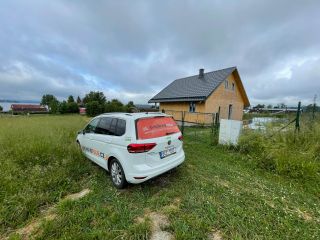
[228,104,233,119]
[189,102,196,112]
[225,80,229,89]
[232,82,235,91]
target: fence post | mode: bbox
[181,111,185,135]
[211,113,215,133]
[215,112,220,125]
[295,101,301,132]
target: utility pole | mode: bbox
[295,101,301,132]
[313,94,317,120]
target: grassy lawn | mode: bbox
[0,115,319,239]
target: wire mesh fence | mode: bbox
[162,109,219,144]
[163,101,320,145]
[243,101,320,136]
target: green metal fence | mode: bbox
[162,109,219,144]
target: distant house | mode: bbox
[79,107,86,115]
[149,67,250,122]
[11,104,48,114]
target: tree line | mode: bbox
[41,91,135,116]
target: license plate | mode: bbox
[159,146,176,159]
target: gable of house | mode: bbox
[205,70,247,120]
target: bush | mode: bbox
[66,102,79,113]
[104,99,124,112]
[85,101,104,117]
[238,131,267,154]
[237,122,320,180]
[41,94,60,114]
[83,91,106,105]
[59,101,68,114]
[274,150,317,179]
[49,100,60,114]
[82,92,135,116]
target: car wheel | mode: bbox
[110,159,127,189]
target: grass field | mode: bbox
[0,115,319,239]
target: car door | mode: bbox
[81,117,102,165]
[88,117,114,169]
[107,117,127,156]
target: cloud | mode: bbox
[0,0,319,106]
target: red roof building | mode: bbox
[11,104,48,114]
[79,107,86,115]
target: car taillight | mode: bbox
[178,135,183,141]
[127,143,157,153]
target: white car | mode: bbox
[76,112,185,188]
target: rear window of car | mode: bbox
[136,116,180,140]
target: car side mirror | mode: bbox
[78,130,85,135]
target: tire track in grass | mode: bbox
[4,189,91,240]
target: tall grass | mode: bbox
[1,115,320,239]
[237,119,320,180]
[0,115,92,233]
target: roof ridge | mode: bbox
[173,66,236,82]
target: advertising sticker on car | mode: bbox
[136,117,180,140]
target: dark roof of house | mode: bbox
[149,67,237,103]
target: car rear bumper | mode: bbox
[125,152,185,184]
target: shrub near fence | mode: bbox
[238,102,320,181]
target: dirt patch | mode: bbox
[216,179,230,188]
[150,175,172,187]
[207,176,230,189]
[163,198,181,212]
[265,200,275,209]
[295,208,313,221]
[10,189,91,239]
[149,212,174,240]
[63,188,91,201]
[135,211,174,240]
[15,213,57,239]
[16,220,44,239]
[208,229,223,240]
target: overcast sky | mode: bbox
[0,0,319,106]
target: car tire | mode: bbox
[110,159,127,189]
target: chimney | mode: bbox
[199,68,204,78]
